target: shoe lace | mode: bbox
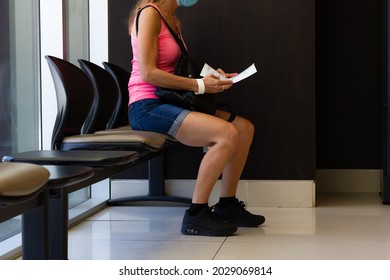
[238,200,246,209]
[237,200,250,214]
[211,200,248,212]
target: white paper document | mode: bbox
[200,63,257,83]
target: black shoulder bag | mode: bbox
[136,5,216,115]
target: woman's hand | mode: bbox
[202,69,237,94]
[217,68,238,80]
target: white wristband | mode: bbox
[195,79,205,95]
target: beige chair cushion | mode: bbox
[0,163,50,196]
[93,127,178,143]
[94,125,131,134]
[63,130,168,149]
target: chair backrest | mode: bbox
[45,55,94,150]
[102,62,130,128]
[78,59,119,133]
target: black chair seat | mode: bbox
[42,165,95,189]
[3,150,139,166]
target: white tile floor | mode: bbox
[68,193,390,260]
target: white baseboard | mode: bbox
[110,179,316,208]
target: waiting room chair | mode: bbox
[46,55,167,152]
[0,162,50,259]
[73,58,189,205]
[3,150,140,259]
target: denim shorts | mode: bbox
[128,99,191,137]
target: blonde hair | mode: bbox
[128,0,162,34]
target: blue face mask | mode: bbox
[177,0,199,7]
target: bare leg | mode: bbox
[177,110,262,233]
[215,111,255,198]
[175,111,240,203]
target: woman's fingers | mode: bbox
[203,74,233,93]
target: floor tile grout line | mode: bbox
[212,236,228,260]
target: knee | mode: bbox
[244,119,255,140]
[237,118,255,143]
[220,123,240,148]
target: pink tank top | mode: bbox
[128,5,181,105]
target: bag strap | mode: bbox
[135,5,188,55]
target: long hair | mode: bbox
[128,0,162,35]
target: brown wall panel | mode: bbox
[316,0,381,169]
[109,0,316,180]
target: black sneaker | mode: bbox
[212,199,266,227]
[181,207,237,236]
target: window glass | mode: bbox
[0,0,40,155]
[64,0,91,207]
[1,0,105,259]
[0,0,40,257]
[65,0,89,64]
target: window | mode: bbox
[64,0,91,208]
[0,0,40,258]
[1,0,109,260]
[65,0,89,64]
